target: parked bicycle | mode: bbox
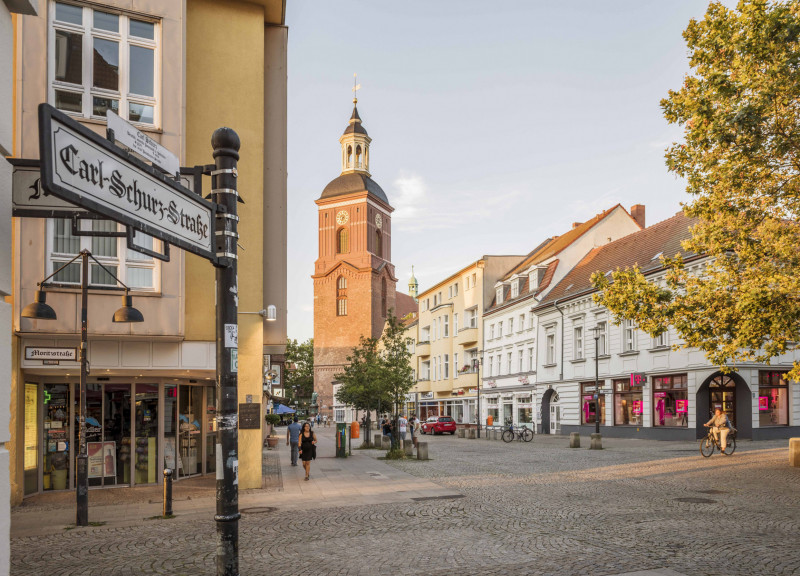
[699,426,736,457]
[501,423,533,443]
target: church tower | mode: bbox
[409,266,418,301]
[312,96,398,419]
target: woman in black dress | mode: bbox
[298,421,317,481]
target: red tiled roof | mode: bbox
[395,292,418,321]
[536,211,698,307]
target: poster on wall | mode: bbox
[675,399,688,413]
[632,400,643,415]
[87,441,116,478]
[758,396,769,411]
[164,437,183,471]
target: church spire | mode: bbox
[409,266,418,301]
[339,74,371,176]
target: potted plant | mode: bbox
[264,413,281,449]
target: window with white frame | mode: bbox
[50,2,159,126]
[448,286,452,299]
[518,350,524,373]
[496,287,503,305]
[420,360,430,380]
[454,353,459,379]
[527,347,534,371]
[597,321,608,355]
[489,324,495,339]
[623,319,637,352]
[510,280,519,299]
[420,325,430,342]
[453,313,459,333]
[528,312,534,330]
[507,352,513,374]
[518,314,525,332]
[498,321,503,337]
[529,269,539,291]
[508,317,514,335]
[453,282,459,297]
[48,218,158,290]
[465,308,477,328]
[443,314,449,337]
[653,331,668,348]
[444,354,449,379]
[574,326,584,360]
[546,332,556,365]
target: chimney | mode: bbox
[631,204,645,228]
[572,222,582,229]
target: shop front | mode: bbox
[24,377,216,497]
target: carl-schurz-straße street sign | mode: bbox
[38,103,217,262]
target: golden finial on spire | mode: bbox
[352,73,361,104]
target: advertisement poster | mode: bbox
[758,396,769,411]
[675,399,688,414]
[87,441,116,478]
[632,400,643,414]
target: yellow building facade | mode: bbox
[7,0,287,505]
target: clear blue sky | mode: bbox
[285,0,731,341]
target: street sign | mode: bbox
[38,104,217,262]
[25,347,78,361]
[106,111,179,176]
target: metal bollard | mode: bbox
[163,468,173,517]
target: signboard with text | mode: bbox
[106,111,179,176]
[25,347,78,362]
[38,104,217,262]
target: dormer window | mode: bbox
[496,287,503,305]
[529,270,539,291]
[510,280,519,299]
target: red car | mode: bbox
[421,416,457,435]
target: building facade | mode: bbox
[313,99,408,421]
[481,205,644,431]
[533,212,800,440]
[411,256,524,423]
[9,0,287,504]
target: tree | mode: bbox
[334,336,389,447]
[378,311,416,451]
[285,338,314,408]
[592,1,800,380]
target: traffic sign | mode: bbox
[38,103,217,262]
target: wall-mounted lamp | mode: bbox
[239,304,277,322]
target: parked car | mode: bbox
[421,416,457,435]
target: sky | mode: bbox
[284,0,732,341]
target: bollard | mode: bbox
[589,433,603,450]
[790,438,800,467]
[467,428,476,440]
[417,441,429,460]
[457,428,465,438]
[163,468,173,517]
[403,441,413,457]
[569,432,581,448]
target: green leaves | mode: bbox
[285,338,314,402]
[594,0,800,381]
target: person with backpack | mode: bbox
[703,408,732,453]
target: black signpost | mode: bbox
[34,104,243,575]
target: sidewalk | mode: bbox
[11,425,459,538]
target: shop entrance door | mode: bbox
[708,375,736,426]
[77,383,133,488]
[178,386,203,477]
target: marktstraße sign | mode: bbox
[38,103,217,262]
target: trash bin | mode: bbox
[487,415,494,427]
[350,421,360,440]
[336,422,347,458]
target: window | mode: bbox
[453,282,459,297]
[510,281,519,299]
[453,353,459,379]
[496,287,503,305]
[420,360,430,380]
[573,326,584,360]
[448,286,452,299]
[529,269,539,291]
[546,333,556,365]
[508,318,514,335]
[444,354,449,379]
[614,378,643,425]
[758,371,790,426]
[653,374,688,427]
[337,228,349,253]
[374,230,382,258]
[336,276,347,316]
[50,2,158,125]
[465,308,477,328]
[517,350,523,373]
[453,313,459,333]
[596,321,608,355]
[431,318,437,341]
[507,352,512,374]
[581,382,606,425]
[623,319,637,352]
[518,314,525,332]
[420,326,430,342]
[528,312,534,330]
[472,273,477,288]
[489,324,495,339]
[653,331,668,348]
[443,315,449,337]
[498,321,503,337]
[381,277,387,317]
[527,347,534,371]
[48,218,157,289]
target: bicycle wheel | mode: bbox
[522,428,533,442]
[501,429,514,443]
[699,436,715,457]
[723,436,736,456]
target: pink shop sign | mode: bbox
[675,399,688,413]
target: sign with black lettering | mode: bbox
[38,104,216,262]
[238,403,261,430]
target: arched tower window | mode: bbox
[337,228,349,253]
[374,230,382,258]
[346,145,353,169]
[381,277,387,317]
[337,276,347,316]
[355,145,362,169]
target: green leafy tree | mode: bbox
[378,311,416,451]
[335,336,390,446]
[285,338,314,408]
[592,0,800,380]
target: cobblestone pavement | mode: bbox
[11,432,800,576]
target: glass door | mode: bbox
[709,375,736,426]
[102,384,131,486]
[42,383,71,492]
[83,384,104,487]
[178,386,202,477]
[134,384,159,484]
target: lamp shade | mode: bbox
[266,304,277,321]
[21,290,57,320]
[113,294,144,323]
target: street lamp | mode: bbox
[589,326,601,436]
[22,249,144,527]
[472,351,483,438]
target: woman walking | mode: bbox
[298,421,317,481]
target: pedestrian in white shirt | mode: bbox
[398,415,408,442]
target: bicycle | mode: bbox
[699,426,736,457]
[501,423,533,443]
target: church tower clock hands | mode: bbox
[312,87,398,421]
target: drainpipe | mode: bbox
[554,298,565,381]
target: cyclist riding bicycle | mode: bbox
[703,408,731,453]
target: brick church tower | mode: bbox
[313,97,398,419]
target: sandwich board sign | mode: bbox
[38,103,217,263]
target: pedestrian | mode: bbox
[323,414,329,427]
[286,416,302,466]
[409,416,419,447]
[298,421,317,481]
[382,417,392,441]
[398,414,408,443]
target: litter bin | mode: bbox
[350,421,360,440]
[486,415,494,427]
[336,422,347,458]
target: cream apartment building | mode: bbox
[412,256,523,423]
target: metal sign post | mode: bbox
[211,128,240,576]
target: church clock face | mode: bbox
[375,213,383,229]
[336,210,349,225]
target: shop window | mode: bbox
[653,374,688,427]
[581,382,606,425]
[24,383,39,495]
[758,371,790,426]
[134,383,159,484]
[50,2,159,125]
[613,378,643,425]
[517,397,533,428]
[42,383,71,492]
[48,218,158,290]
